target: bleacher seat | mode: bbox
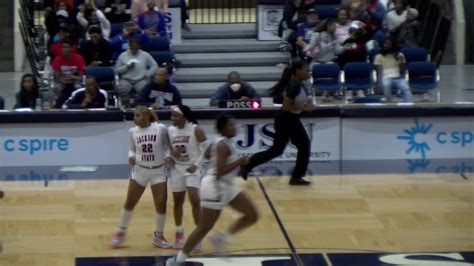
[407,61,439,102]
[343,62,375,91]
[315,6,337,20]
[312,64,341,94]
[110,23,124,38]
[401,47,429,63]
[144,37,171,52]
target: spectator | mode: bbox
[396,8,420,48]
[136,1,167,37]
[335,8,351,44]
[139,68,182,107]
[76,1,111,40]
[49,26,78,59]
[337,21,368,68]
[80,26,113,67]
[375,37,412,102]
[209,71,261,106]
[306,19,343,65]
[296,9,322,61]
[352,0,386,38]
[106,0,132,23]
[131,0,161,21]
[64,76,108,109]
[52,41,86,108]
[278,0,316,52]
[14,73,40,109]
[166,0,191,31]
[384,0,407,33]
[111,22,151,59]
[115,38,158,107]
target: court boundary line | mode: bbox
[255,176,304,266]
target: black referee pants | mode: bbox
[247,110,310,179]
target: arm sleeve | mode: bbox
[158,13,167,37]
[209,85,227,106]
[76,12,89,29]
[115,53,129,74]
[96,10,111,39]
[64,91,83,109]
[128,128,136,158]
[137,14,145,30]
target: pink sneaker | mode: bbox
[110,231,126,248]
[173,230,184,249]
[152,231,171,249]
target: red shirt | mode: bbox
[50,42,78,59]
[52,53,86,76]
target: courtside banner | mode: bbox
[342,117,474,160]
[0,122,128,167]
[190,117,340,161]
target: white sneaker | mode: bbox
[165,256,184,266]
[152,231,171,249]
[209,234,228,254]
[110,231,126,248]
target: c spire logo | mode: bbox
[397,119,433,159]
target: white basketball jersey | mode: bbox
[168,122,200,165]
[130,122,168,167]
[209,136,239,183]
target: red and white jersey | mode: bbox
[129,122,169,167]
[168,122,200,165]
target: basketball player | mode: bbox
[166,113,259,266]
[167,105,209,249]
[111,106,171,248]
[241,61,314,185]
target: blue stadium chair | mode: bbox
[144,37,170,52]
[401,47,429,63]
[407,61,440,102]
[343,62,375,92]
[312,64,341,94]
[85,66,118,104]
[371,30,386,48]
[315,6,337,20]
[368,47,381,64]
[110,23,124,38]
[150,51,175,67]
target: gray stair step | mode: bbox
[176,81,275,98]
[175,66,283,83]
[0,50,14,59]
[173,39,280,53]
[0,60,14,72]
[182,23,256,39]
[176,52,289,67]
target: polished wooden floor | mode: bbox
[1,173,473,266]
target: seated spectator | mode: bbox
[52,41,86,108]
[64,76,108,109]
[111,21,150,59]
[80,26,113,67]
[306,19,343,65]
[131,0,161,21]
[50,27,78,59]
[209,71,261,106]
[139,68,182,107]
[375,37,412,102]
[76,1,111,40]
[335,8,351,44]
[278,0,316,52]
[136,1,167,37]
[296,9,322,61]
[14,73,40,109]
[396,8,420,48]
[384,0,407,33]
[337,21,369,68]
[351,0,386,38]
[115,38,158,107]
[105,0,132,23]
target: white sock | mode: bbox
[176,251,188,262]
[155,213,166,233]
[118,209,133,231]
[176,225,183,232]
